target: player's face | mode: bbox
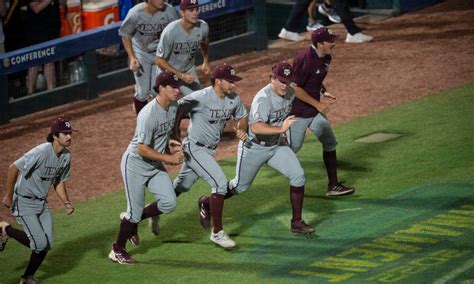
[319,41,336,55]
[162,85,181,101]
[271,77,290,96]
[218,79,236,95]
[181,8,200,24]
[55,132,72,147]
[148,0,165,10]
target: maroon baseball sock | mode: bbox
[133,98,147,115]
[24,250,47,277]
[115,218,135,251]
[323,150,338,186]
[210,194,225,233]
[290,186,305,221]
[6,225,30,248]
[141,201,162,220]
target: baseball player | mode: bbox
[226,62,315,235]
[119,0,178,115]
[287,27,355,196]
[155,0,210,96]
[172,64,248,249]
[0,118,76,284]
[109,71,184,265]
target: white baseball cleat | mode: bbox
[318,4,342,23]
[210,230,236,249]
[345,32,373,43]
[278,28,305,42]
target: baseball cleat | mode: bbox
[318,4,341,23]
[198,196,211,230]
[119,212,140,246]
[326,182,355,196]
[278,28,305,42]
[210,230,236,249]
[345,32,373,43]
[291,219,316,234]
[149,215,160,236]
[19,275,38,284]
[0,221,10,251]
[108,246,137,265]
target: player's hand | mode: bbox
[315,101,331,114]
[2,194,13,209]
[280,115,297,133]
[168,139,182,154]
[64,202,74,215]
[201,61,211,75]
[233,127,248,141]
[180,72,195,85]
[322,92,337,102]
[129,57,140,72]
[168,150,185,165]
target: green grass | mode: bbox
[1,83,473,283]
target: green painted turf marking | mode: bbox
[237,183,474,283]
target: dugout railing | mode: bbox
[0,0,267,124]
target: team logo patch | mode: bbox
[230,69,236,76]
[3,58,10,68]
[173,74,179,81]
[283,68,291,76]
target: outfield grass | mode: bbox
[1,83,473,283]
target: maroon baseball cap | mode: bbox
[211,64,242,83]
[155,71,182,88]
[180,0,199,10]
[311,27,339,44]
[271,62,294,84]
[50,118,76,134]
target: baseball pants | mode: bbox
[174,140,228,195]
[229,140,305,194]
[287,113,337,153]
[134,51,158,102]
[121,153,177,223]
[16,209,53,253]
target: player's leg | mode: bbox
[183,142,235,248]
[110,154,146,264]
[287,116,312,153]
[145,171,177,236]
[267,146,315,234]
[132,52,153,115]
[228,141,269,195]
[309,113,354,196]
[16,214,51,281]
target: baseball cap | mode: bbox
[271,62,294,84]
[180,0,199,10]
[311,27,339,44]
[211,64,242,83]
[50,118,76,134]
[155,71,182,89]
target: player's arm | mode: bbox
[235,115,249,141]
[138,143,184,165]
[155,56,194,84]
[0,0,7,17]
[29,0,54,13]
[251,116,297,135]
[122,36,140,72]
[3,163,19,208]
[53,181,74,215]
[200,41,210,75]
[292,84,330,113]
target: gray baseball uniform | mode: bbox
[156,19,209,95]
[11,142,71,252]
[119,3,178,101]
[174,86,247,194]
[229,84,305,194]
[121,99,178,223]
